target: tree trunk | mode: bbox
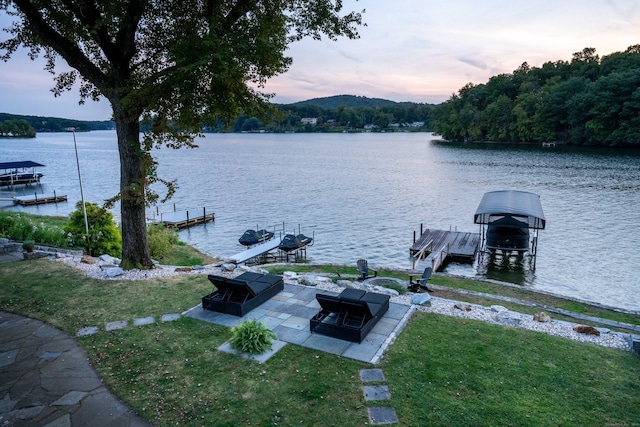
[114,113,154,270]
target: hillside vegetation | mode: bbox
[432,45,640,147]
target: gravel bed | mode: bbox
[51,254,633,351]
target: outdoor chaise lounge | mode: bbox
[202,271,284,316]
[310,288,390,343]
[357,259,378,280]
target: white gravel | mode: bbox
[52,253,633,351]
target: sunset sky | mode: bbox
[1,0,639,121]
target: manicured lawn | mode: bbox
[1,259,639,426]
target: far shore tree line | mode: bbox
[0,119,35,138]
[432,46,640,147]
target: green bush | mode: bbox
[229,319,277,355]
[0,212,68,247]
[147,224,179,259]
[64,201,122,257]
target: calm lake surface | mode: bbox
[2,131,639,311]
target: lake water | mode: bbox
[2,130,639,311]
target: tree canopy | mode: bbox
[433,46,640,147]
[1,0,363,269]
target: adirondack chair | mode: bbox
[357,259,377,280]
[409,267,433,292]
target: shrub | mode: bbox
[0,212,67,247]
[64,201,122,257]
[147,224,179,259]
[229,319,277,355]
[22,240,35,251]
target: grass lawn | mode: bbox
[1,259,639,426]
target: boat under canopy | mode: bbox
[0,161,45,186]
[474,190,545,256]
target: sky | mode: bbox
[0,0,639,121]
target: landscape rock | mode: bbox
[573,325,601,336]
[496,310,522,326]
[99,254,120,264]
[105,267,124,277]
[220,263,236,272]
[411,293,432,306]
[454,303,472,312]
[80,255,96,264]
[490,305,509,313]
[533,311,552,322]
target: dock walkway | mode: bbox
[228,238,282,264]
[410,228,480,271]
[12,193,68,206]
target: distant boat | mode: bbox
[238,229,275,247]
[278,233,313,252]
[0,161,44,187]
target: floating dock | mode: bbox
[410,226,480,272]
[13,193,67,206]
[155,208,214,229]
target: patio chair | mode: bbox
[409,267,433,292]
[357,259,378,281]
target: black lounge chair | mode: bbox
[357,259,378,281]
[310,288,390,343]
[202,271,284,316]
[409,267,433,292]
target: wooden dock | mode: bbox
[410,227,480,271]
[157,208,214,229]
[13,193,67,206]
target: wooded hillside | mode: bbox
[432,46,640,147]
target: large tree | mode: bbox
[0,0,362,269]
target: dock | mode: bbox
[410,226,480,272]
[12,193,68,206]
[155,208,214,229]
[228,238,282,264]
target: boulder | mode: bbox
[496,310,522,326]
[411,293,432,306]
[573,325,600,336]
[80,255,97,264]
[454,303,472,312]
[220,263,236,272]
[99,254,120,264]
[533,312,552,322]
[105,267,124,278]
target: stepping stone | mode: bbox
[363,385,391,401]
[368,406,398,425]
[360,368,386,382]
[161,313,180,322]
[105,320,128,331]
[134,316,155,326]
[77,326,99,336]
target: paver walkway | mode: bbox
[0,311,152,427]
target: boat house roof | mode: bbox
[474,190,546,229]
[0,161,45,170]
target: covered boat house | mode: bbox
[474,190,546,263]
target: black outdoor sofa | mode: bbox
[202,271,284,316]
[310,288,390,343]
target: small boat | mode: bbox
[238,229,275,247]
[278,233,313,252]
[0,161,44,187]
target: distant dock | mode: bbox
[410,225,480,272]
[150,207,215,229]
[0,192,68,206]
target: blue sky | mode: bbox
[1,0,639,121]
